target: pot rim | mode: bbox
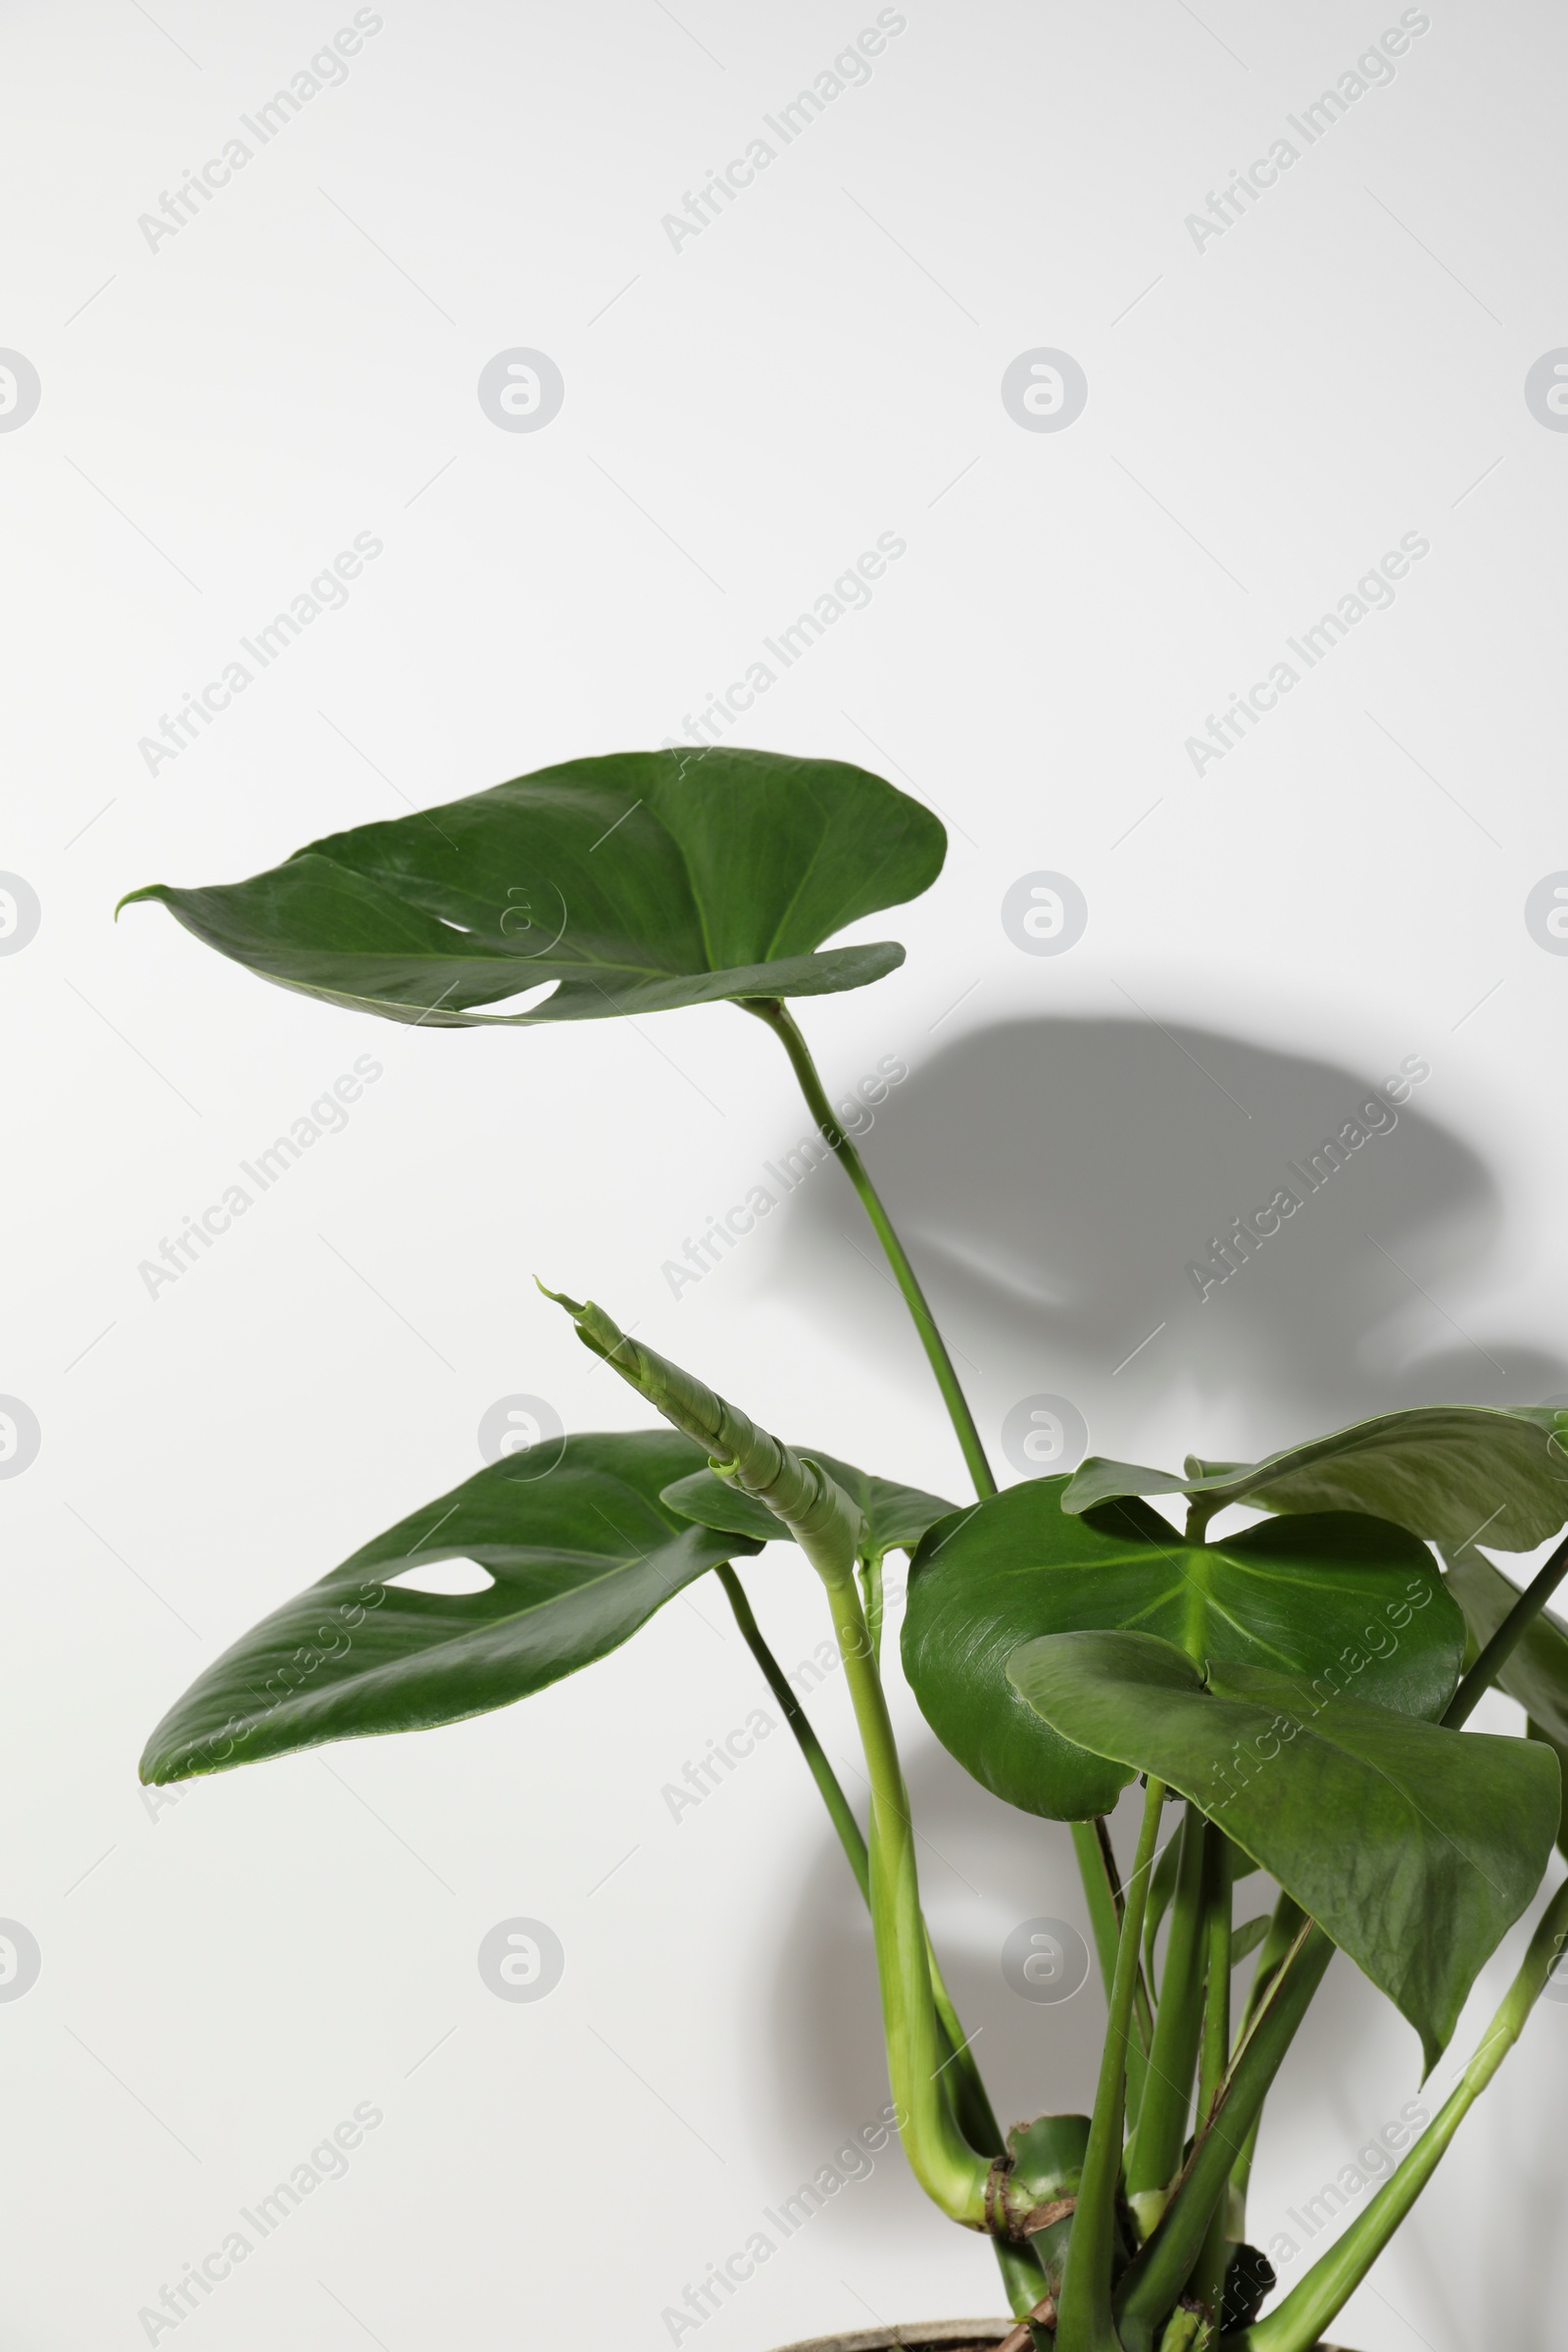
[767,2327,1013,2352]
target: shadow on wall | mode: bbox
[774,1016,1567,1465]
[760,1017,1568,2290]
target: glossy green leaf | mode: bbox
[119,747,946,1026]
[1442,1544,1568,1743]
[1065,1404,1568,1552]
[140,1433,760,1783]
[1006,1630,1558,2070]
[901,1478,1462,1822]
[662,1450,956,1563]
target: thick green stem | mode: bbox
[1054,1775,1168,2352]
[1075,1818,1154,2129]
[820,1546,990,2223]
[1189,1827,1236,2323]
[1444,1530,1568,1728]
[996,2239,1054,2323]
[1076,1817,1123,1999]
[720,1539,1005,2186]
[1225,1877,1568,2352]
[747,998,997,1497]
[1127,1803,1206,2221]
[1115,1924,1335,2350]
[1225,1894,1304,2237]
[548,1286,989,2226]
[859,1547,886,1663]
[748,998,1122,1993]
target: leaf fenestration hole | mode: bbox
[382,1558,496,1595]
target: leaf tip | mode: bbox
[114,883,165,922]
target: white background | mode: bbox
[4,1,1568,2345]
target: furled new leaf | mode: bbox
[662,1451,956,1564]
[901,1477,1462,1821]
[1064,1404,1568,1552]
[140,1433,760,1783]
[1006,1629,1559,2070]
[119,747,946,1026]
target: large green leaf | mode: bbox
[901,1478,1463,1821]
[1064,1405,1568,1552]
[662,1451,956,1564]
[1442,1544,1568,1743]
[1006,1630,1558,2070]
[119,747,946,1026]
[140,1433,760,1783]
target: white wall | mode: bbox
[4,2,1566,2345]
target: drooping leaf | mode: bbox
[901,1478,1463,1822]
[1442,1544,1568,1743]
[140,1433,760,1783]
[1005,1630,1558,2071]
[1064,1404,1568,1552]
[119,747,946,1026]
[662,1451,956,1564]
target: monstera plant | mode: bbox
[124,748,1568,2352]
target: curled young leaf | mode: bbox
[662,1452,956,1565]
